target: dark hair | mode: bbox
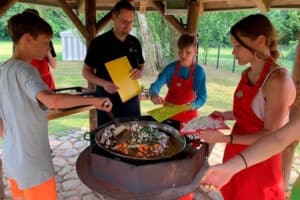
[230,14,280,60]
[113,0,135,16]
[7,12,53,44]
[177,34,198,49]
[23,8,39,16]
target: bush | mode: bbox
[285,40,298,60]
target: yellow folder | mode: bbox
[105,56,141,102]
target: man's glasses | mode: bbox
[117,17,134,25]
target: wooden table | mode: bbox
[47,105,96,120]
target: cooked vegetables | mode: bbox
[98,123,170,159]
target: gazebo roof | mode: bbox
[17,0,300,12]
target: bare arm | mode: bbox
[200,81,300,190]
[36,90,112,112]
[82,64,119,94]
[46,51,57,69]
[201,108,300,190]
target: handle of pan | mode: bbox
[83,132,90,141]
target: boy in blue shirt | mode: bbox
[150,34,207,122]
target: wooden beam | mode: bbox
[85,0,97,131]
[151,1,186,34]
[85,0,96,42]
[199,1,205,16]
[57,0,89,40]
[139,0,148,14]
[96,11,113,34]
[77,0,85,13]
[0,0,17,17]
[254,0,271,13]
[187,0,201,34]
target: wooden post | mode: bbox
[186,0,200,34]
[216,45,221,69]
[85,0,97,131]
[282,35,300,191]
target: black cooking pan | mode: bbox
[84,117,205,162]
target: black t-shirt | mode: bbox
[84,29,145,81]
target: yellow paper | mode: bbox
[105,56,141,102]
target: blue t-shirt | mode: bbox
[149,61,207,108]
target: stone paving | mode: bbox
[2,128,300,200]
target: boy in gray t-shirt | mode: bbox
[0,12,112,199]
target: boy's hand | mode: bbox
[151,95,164,105]
[94,98,112,112]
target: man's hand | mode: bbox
[103,81,119,94]
[130,68,143,80]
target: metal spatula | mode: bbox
[103,101,130,141]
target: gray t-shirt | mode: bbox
[0,59,54,189]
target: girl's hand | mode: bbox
[209,111,225,120]
[196,130,229,143]
[200,164,235,191]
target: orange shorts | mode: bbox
[177,192,194,200]
[9,177,57,200]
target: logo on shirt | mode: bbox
[176,82,182,87]
[129,47,137,53]
[236,90,243,98]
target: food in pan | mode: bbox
[98,123,171,158]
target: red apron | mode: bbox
[164,61,197,122]
[31,59,56,90]
[166,61,197,200]
[221,59,285,200]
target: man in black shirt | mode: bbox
[82,0,145,126]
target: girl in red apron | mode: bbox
[196,14,295,199]
[150,34,207,200]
